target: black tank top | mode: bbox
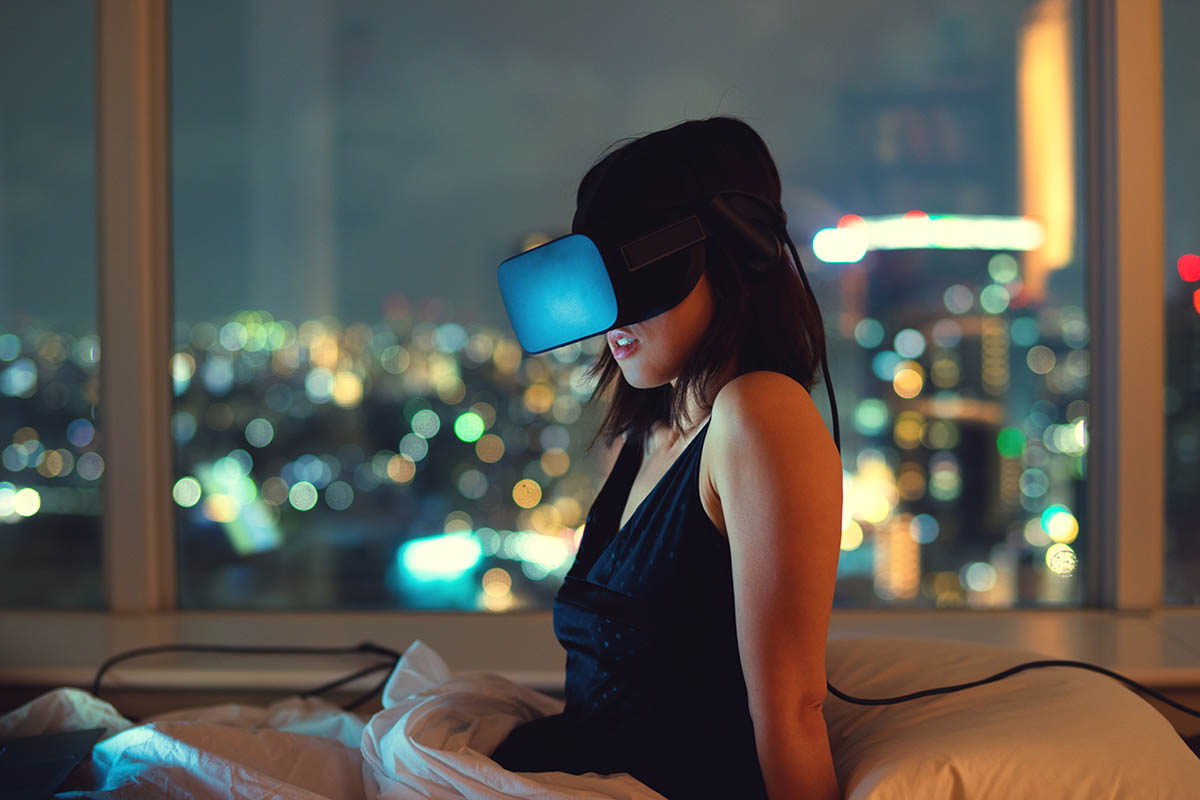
[491,419,770,799]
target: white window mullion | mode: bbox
[95,0,175,612]
[1083,0,1165,610]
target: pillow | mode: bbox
[822,637,1200,800]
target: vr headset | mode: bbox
[495,189,840,450]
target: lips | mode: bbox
[607,329,638,348]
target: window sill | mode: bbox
[2,607,1199,695]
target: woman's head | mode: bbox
[576,115,828,453]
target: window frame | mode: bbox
[1081,0,1166,609]
[5,0,1186,689]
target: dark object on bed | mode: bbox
[0,726,106,800]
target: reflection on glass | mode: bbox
[171,0,1087,610]
[1164,0,1200,604]
[0,5,103,608]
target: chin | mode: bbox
[620,370,671,391]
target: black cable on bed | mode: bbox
[298,659,393,700]
[90,641,404,723]
[826,657,1200,718]
[90,639,1200,725]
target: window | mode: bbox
[0,3,103,608]
[1163,0,1200,604]
[169,0,1088,611]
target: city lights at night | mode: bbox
[3,0,1197,614]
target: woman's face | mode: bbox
[605,271,715,389]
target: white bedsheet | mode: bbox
[0,639,665,799]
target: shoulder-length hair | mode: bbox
[577,115,829,456]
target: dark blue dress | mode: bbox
[491,420,770,799]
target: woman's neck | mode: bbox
[658,359,739,447]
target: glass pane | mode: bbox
[0,4,103,608]
[171,0,1087,610]
[1164,0,1200,605]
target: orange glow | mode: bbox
[874,515,920,600]
[512,478,542,509]
[540,448,570,477]
[523,383,554,414]
[386,454,416,484]
[475,433,505,463]
[837,214,865,228]
[1018,0,1075,303]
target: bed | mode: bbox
[3,636,1197,799]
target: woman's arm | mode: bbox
[709,370,844,800]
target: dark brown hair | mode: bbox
[578,116,829,456]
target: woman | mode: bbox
[491,116,843,800]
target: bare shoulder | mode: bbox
[701,371,840,526]
[711,370,829,441]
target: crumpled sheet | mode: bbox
[0,639,664,799]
